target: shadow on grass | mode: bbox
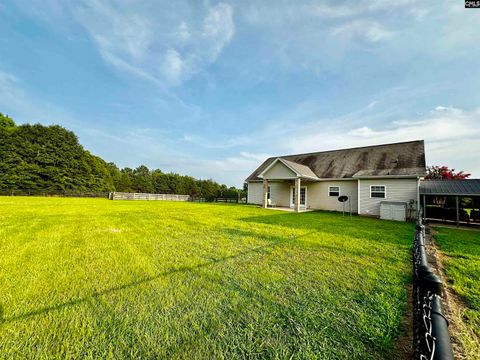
[1,241,282,324]
[239,211,412,247]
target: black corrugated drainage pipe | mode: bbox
[431,295,454,360]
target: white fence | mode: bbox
[110,192,190,201]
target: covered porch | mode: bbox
[258,158,320,213]
[420,179,480,226]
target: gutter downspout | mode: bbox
[357,179,361,214]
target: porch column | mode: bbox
[262,179,268,208]
[295,177,301,212]
[423,194,426,221]
[456,196,459,227]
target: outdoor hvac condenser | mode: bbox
[380,201,407,221]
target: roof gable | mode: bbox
[246,140,426,181]
[259,158,319,180]
[260,159,297,179]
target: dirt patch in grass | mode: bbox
[425,227,471,360]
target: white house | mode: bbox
[245,140,426,219]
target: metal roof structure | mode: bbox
[420,179,480,196]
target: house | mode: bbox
[245,140,426,218]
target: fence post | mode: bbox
[455,196,459,227]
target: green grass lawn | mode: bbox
[434,227,480,357]
[0,197,413,359]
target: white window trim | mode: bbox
[290,185,307,208]
[328,186,340,197]
[370,185,386,199]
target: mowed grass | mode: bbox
[434,227,480,357]
[0,197,413,359]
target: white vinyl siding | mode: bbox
[262,161,296,179]
[247,181,290,206]
[307,181,358,213]
[359,179,418,216]
[268,182,290,207]
[247,182,263,204]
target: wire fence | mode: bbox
[189,196,247,203]
[413,214,454,360]
[0,190,109,198]
[1,190,246,203]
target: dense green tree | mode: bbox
[132,165,154,193]
[117,168,134,192]
[0,113,15,129]
[0,120,115,192]
[0,113,243,199]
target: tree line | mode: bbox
[0,113,244,200]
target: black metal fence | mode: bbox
[413,219,454,359]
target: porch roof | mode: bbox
[420,179,480,196]
[258,158,320,180]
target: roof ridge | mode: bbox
[277,140,424,158]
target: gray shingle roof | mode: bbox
[420,179,480,195]
[246,140,426,181]
[276,159,319,179]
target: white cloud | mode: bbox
[184,151,272,185]
[78,1,152,61]
[304,3,355,18]
[74,1,235,86]
[202,2,235,59]
[162,49,184,84]
[183,102,479,184]
[177,104,478,184]
[279,106,480,176]
[182,132,251,149]
[174,21,191,43]
[204,151,271,172]
[331,20,393,42]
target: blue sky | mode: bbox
[1,0,479,186]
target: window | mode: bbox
[267,186,271,200]
[370,185,386,198]
[328,186,340,197]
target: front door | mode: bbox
[290,186,307,208]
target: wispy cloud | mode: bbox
[0,70,77,127]
[75,1,234,86]
[331,20,393,43]
[2,0,480,187]
[188,103,480,184]
[182,133,252,149]
[279,106,480,176]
